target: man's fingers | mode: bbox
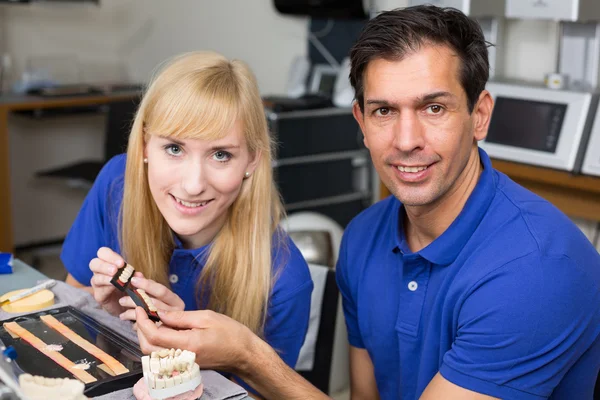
[136,308,195,351]
[158,309,213,329]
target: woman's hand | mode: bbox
[89,247,141,316]
[133,376,203,400]
[118,276,185,322]
[135,307,256,374]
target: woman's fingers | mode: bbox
[89,258,118,278]
[90,273,113,288]
[97,247,125,267]
[119,308,137,322]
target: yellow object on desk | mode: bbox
[0,288,55,313]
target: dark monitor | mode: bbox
[273,0,367,19]
[487,97,567,153]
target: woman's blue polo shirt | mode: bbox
[61,154,313,370]
[337,148,600,399]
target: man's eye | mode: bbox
[375,108,390,116]
[427,105,443,114]
[165,144,182,156]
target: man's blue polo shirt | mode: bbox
[61,154,313,370]
[337,148,600,399]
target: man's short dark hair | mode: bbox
[350,5,490,114]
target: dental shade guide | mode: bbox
[110,263,161,322]
[126,288,161,322]
[110,263,135,292]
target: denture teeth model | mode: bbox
[19,374,88,400]
[141,348,202,400]
[110,263,135,291]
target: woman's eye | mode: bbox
[165,144,182,156]
[213,150,231,162]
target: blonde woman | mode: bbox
[62,51,313,395]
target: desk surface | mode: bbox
[0,91,141,111]
[0,259,47,295]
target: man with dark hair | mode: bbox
[339,4,600,400]
[134,5,600,400]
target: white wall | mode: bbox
[0,0,586,246]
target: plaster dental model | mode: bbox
[140,348,202,400]
[19,374,88,400]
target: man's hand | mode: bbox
[135,307,254,374]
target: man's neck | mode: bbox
[404,147,483,253]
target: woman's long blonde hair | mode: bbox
[120,51,284,336]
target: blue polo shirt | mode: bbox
[337,148,600,399]
[61,154,313,370]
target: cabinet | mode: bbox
[267,107,374,227]
[506,0,600,21]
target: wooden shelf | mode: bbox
[379,159,600,222]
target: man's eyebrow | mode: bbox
[365,99,395,107]
[418,91,455,103]
[365,92,456,108]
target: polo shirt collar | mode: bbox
[172,234,210,260]
[392,147,497,265]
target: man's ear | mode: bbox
[473,90,494,142]
[352,101,369,148]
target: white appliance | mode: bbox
[403,0,505,78]
[506,0,600,21]
[480,81,599,171]
[581,102,600,177]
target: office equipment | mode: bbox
[273,0,367,19]
[506,0,600,21]
[309,64,339,96]
[332,58,354,108]
[285,56,311,98]
[403,0,506,78]
[267,107,374,228]
[581,102,600,177]
[480,81,598,171]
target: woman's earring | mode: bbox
[244,171,251,179]
[143,158,148,163]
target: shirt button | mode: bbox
[169,274,179,284]
[408,281,418,291]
